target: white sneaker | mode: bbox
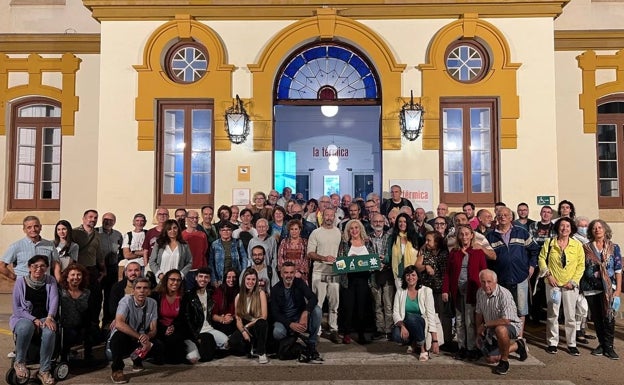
[258,354,269,364]
[7,351,15,358]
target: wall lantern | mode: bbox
[225,94,250,144]
[399,90,424,141]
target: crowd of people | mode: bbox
[0,186,621,384]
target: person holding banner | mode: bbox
[337,219,376,344]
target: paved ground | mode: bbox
[0,293,622,385]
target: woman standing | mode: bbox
[442,224,487,360]
[59,263,92,362]
[277,219,309,284]
[582,219,622,360]
[338,219,375,344]
[386,213,419,288]
[152,269,194,364]
[392,265,440,361]
[539,217,584,356]
[271,206,288,242]
[149,219,192,283]
[53,220,79,282]
[9,255,58,385]
[212,269,240,336]
[229,268,269,364]
[304,198,319,224]
[415,231,452,348]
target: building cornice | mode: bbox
[82,0,570,22]
[0,34,100,54]
[554,30,624,51]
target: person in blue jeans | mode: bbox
[10,255,58,385]
[392,265,440,361]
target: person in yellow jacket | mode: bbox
[538,217,585,356]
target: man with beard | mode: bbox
[109,261,142,323]
[248,245,274,294]
[513,203,535,231]
[369,213,394,340]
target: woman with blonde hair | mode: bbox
[338,219,375,344]
[228,268,269,364]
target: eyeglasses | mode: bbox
[220,228,232,231]
[31,264,48,270]
[269,194,279,198]
[434,222,446,226]
[157,212,169,216]
[187,216,199,220]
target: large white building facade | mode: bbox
[1,0,624,248]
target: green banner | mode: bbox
[333,253,381,274]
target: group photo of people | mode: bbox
[0,187,621,384]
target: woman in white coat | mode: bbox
[392,265,442,361]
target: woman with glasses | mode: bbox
[432,216,449,238]
[149,219,193,283]
[539,217,585,356]
[10,255,58,385]
[581,219,622,360]
[152,269,196,364]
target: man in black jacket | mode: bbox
[271,262,322,363]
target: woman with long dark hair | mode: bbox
[53,220,79,282]
[212,268,240,336]
[386,213,420,288]
[228,268,269,364]
[149,219,192,283]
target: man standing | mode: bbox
[446,212,496,260]
[109,277,162,384]
[513,203,535,231]
[381,185,414,216]
[267,190,280,208]
[174,208,187,231]
[248,218,278,283]
[307,208,342,343]
[529,206,555,247]
[142,208,169,258]
[485,207,540,338]
[232,208,258,252]
[277,187,293,208]
[118,213,147,280]
[198,205,218,246]
[0,215,59,281]
[475,269,528,375]
[341,194,352,215]
[414,207,433,238]
[183,210,209,270]
[427,203,452,228]
[369,213,394,340]
[271,262,322,363]
[248,245,276,294]
[330,193,345,222]
[339,203,362,231]
[209,222,248,287]
[74,209,105,332]
[463,202,479,230]
[98,212,124,330]
[476,209,494,235]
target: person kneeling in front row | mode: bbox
[475,269,528,376]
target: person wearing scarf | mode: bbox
[9,255,59,385]
[581,219,622,360]
[386,213,420,288]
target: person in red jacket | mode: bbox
[443,224,487,360]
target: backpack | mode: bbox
[277,336,305,360]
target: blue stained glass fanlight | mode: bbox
[446,44,485,82]
[169,45,208,83]
[277,44,378,100]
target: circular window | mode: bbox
[165,41,209,84]
[445,40,489,83]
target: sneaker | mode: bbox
[37,371,55,385]
[495,360,509,375]
[576,331,588,344]
[132,361,144,372]
[309,350,324,364]
[419,352,429,362]
[604,348,620,360]
[546,346,558,354]
[329,331,340,344]
[454,347,467,360]
[342,335,352,344]
[568,346,580,356]
[371,331,384,340]
[516,339,528,361]
[406,345,413,354]
[258,354,269,364]
[7,351,16,358]
[591,346,604,356]
[386,333,393,341]
[13,362,27,380]
[111,370,128,384]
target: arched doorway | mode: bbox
[273,42,381,201]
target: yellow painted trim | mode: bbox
[82,1,570,21]
[555,30,624,51]
[133,14,235,151]
[419,14,521,150]
[1,210,60,225]
[577,50,624,134]
[248,8,406,151]
[0,34,100,54]
[0,53,81,136]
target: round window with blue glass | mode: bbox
[445,40,489,83]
